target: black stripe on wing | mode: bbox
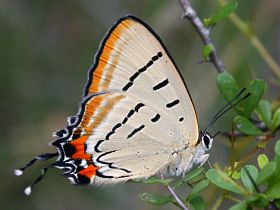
[127,125,145,139]
[122,52,163,91]
[105,103,145,140]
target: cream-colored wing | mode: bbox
[67,92,186,183]
[84,15,198,145]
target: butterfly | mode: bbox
[15,15,249,195]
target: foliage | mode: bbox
[138,1,280,209]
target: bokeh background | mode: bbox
[1,0,279,209]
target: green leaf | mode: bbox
[229,201,247,210]
[266,182,280,199]
[216,73,264,117]
[183,167,204,182]
[188,179,209,199]
[205,1,238,27]
[231,170,241,180]
[274,140,280,174]
[206,168,244,194]
[202,44,213,59]
[241,79,265,117]
[189,194,205,210]
[234,115,262,135]
[271,108,280,131]
[203,18,211,27]
[139,193,174,205]
[133,176,173,185]
[255,100,272,128]
[276,199,280,208]
[275,140,280,157]
[258,154,269,169]
[217,72,240,106]
[240,165,258,192]
[246,194,269,208]
[256,161,277,184]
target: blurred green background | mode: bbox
[1,0,279,209]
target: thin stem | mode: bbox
[179,0,225,73]
[211,192,225,210]
[219,0,280,79]
[166,185,189,210]
[224,193,241,203]
[161,174,189,210]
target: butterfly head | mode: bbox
[200,132,213,151]
[196,131,214,151]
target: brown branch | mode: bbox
[179,0,225,73]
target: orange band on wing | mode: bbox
[84,94,125,134]
[88,19,133,94]
[70,136,91,160]
[78,164,99,179]
[80,94,105,128]
[69,93,125,160]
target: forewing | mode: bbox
[84,15,199,145]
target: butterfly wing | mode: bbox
[77,92,185,183]
[54,15,199,184]
[84,15,199,145]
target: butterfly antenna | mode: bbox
[23,163,55,195]
[14,152,58,176]
[210,88,246,122]
[204,89,251,134]
[213,131,221,138]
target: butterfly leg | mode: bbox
[206,160,212,169]
[198,154,209,168]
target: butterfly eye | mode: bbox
[202,133,213,150]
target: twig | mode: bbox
[179,0,225,73]
[161,174,189,210]
[211,192,225,210]
[235,133,273,170]
[166,185,189,210]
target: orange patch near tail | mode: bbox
[78,164,99,179]
[70,136,91,160]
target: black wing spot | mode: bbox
[151,114,161,122]
[135,103,145,112]
[77,174,90,184]
[122,82,133,91]
[127,109,135,118]
[63,143,76,157]
[166,99,180,108]
[55,129,67,138]
[129,72,140,82]
[127,125,145,139]
[179,117,184,122]
[153,79,169,91]
[146,60,153,67]
[122,117,128,124]
[122,51,162,91]
[138,66,147,73]
[105,122,122,140]
[94,140,104,152]
[105,103,145,140]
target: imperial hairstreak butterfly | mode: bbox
[15,15,249,195]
